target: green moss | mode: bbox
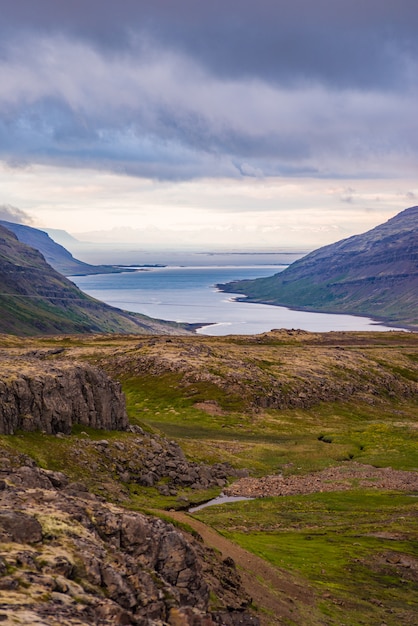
[122,388,418,476]
[196,491,418,625]
[123,373,246,418]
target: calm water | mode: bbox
[71,264,400,335]
[189,494,255,512]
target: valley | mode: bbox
[0,330,417,624]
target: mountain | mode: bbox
[0,221,130,276]
[219,206,418,330]
[0,225,190,336]
[43,227,81,246]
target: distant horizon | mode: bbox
[1,205,411,266]
[55,238,310,267]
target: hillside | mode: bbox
[219,206,418,329]
[0,220,130,276]
[0,225,190,336]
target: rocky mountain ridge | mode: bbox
[0,353,245,499]
[219,206,418,329]
[98,332,418,412]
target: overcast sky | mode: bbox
[0,0,417,249]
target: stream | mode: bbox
[189,493,255,513]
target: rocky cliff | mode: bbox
[0,358,129,434]
[0,458,256,625]
[0,352,245,497]
[220,206,418,329]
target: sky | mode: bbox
[0,0,417,251]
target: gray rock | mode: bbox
[0,363,129,435]
[101,566,137,609]
[14,466,54,489]
[0,464,257,626]
[40,469,69,489]
[0,510,43,543]
[138,471,159,487]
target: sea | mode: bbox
[70,256,401,335]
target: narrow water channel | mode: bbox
[189,493,254,513]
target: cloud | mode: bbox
[0,2,417,181]
[0,203,34,224]
[1,1,417,89]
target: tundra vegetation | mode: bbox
[0,329,417,625]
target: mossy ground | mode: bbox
[194,491,418,625]
[1,330,417,624]
[123,369,417,475]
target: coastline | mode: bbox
[216,287,416,333]
[68,265,167,277]
[71,266,415,337]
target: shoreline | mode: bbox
[72,267,416,336]
[216,287,417,333]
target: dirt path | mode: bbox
[159,509,315,626]
[155,464,418,624]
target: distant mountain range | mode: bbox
[220,206,418,330]
[0,221,131,276]
[0,225,190,336]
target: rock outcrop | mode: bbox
[0,459,257,625]
[68,429,247,501]
[0,354,247,499]
[0,359,129,434]
[101,334,418,413]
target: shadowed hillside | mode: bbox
[0,225,191,336]
[220,206,418,330]
[0,220,130,276]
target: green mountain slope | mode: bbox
[0,220,128,276]
[0,225,190,336]
[220,206,418,330]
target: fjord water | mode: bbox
[71,264,399,335]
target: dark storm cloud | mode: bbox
[0,0,417,180]
[2,0,417,88]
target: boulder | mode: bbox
[0,361,129,434]
[0,511,43,543]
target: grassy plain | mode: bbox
[124,373,418,475]
[195,491,418,625]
